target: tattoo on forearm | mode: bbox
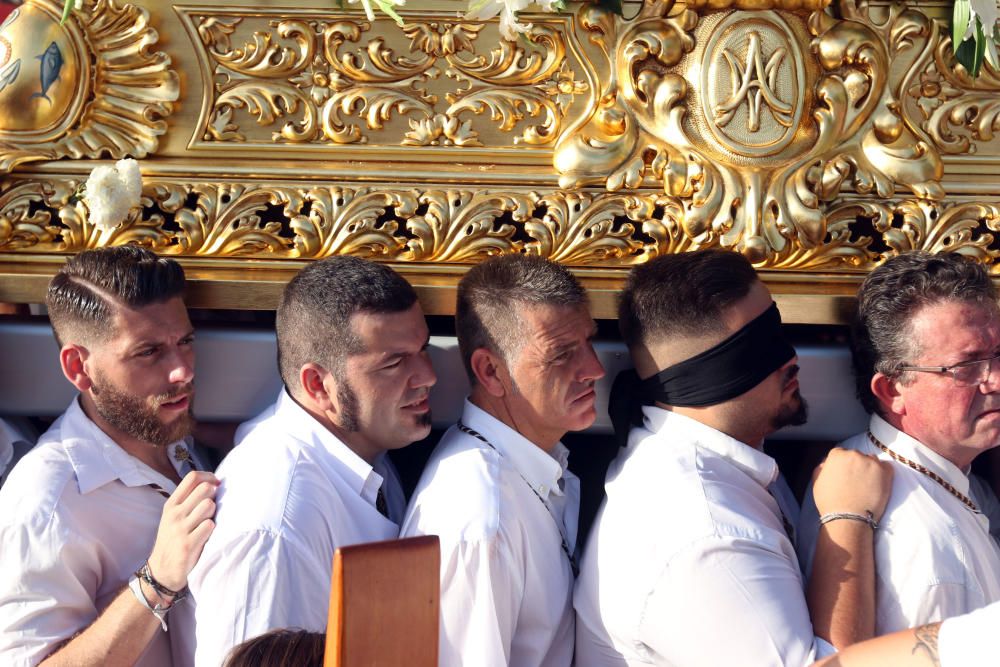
[910,624,941,666]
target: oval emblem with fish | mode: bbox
[0,2,80,133]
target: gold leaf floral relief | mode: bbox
[5,172,1000,273]
[179,8,590,150]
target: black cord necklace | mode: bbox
[457,421,579,577]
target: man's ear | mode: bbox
[470,347,510,398]
[299,363,334,411]
[60,344,93,393]
[871,372,906,417]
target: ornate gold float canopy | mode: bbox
[1,0,998,322]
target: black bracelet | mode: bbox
[136,560,188,603]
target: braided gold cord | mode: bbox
[867,432,980,514]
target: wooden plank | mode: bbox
[325,535,440,667]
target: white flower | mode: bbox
[970,0,999,29]
[83,158,142,230]
[73,0,84,10]
[347,0,406,23]
[466,0,534,40]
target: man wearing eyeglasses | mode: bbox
[798,250,1000,636]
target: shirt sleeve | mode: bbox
[938,600,1000,667]
[0,506,101,666]
[638,534,833,667]
[436,533,525,667]
[190,528,331,666]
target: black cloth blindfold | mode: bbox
[608,302,795,447]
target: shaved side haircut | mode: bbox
[46,246,186,347]
[456,254,588,383]
[618,249,759,347]
[275,256,418,394]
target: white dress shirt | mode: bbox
[0,398,199,667]
[574,406,833,667]
[400,400,580,667]
[798,414,1000,634]
[181,389,405,667]
[939,599,1000,666]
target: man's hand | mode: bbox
[146,471,219,592]
[812,448,893,522]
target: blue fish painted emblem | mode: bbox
[31,41,63,104]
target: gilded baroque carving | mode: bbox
[898,18,1000,155]
[178,8,590,149]
[554,0,952,265]
[0,0,178,172]
[3,0,1000,296]
[5,174,1000,274]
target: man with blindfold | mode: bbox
[573,250,890,666]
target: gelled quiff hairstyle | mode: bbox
[456,254,588,384]
[618,249,759,348]
[46,246,186,348]
[275,256,418,392]
[852,250,996,415]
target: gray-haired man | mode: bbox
[402,254,605,667]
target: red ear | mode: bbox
[60,344,92,393]
[299,363,330,406]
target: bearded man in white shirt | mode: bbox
[0,247,219,667]
[574,249,891,667]
[797,251,1000,636]
[401,254,605,667]
[184,256,436,665]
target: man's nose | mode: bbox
[168,348,195,385]
[411,350,437,389]
[980,356,1000,393]
[579,343,606,383]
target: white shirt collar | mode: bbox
[869,413,971,497]
[60,397,191,495]
[640,405,779,489]
[461,399,570,500]
[273,389,386,504]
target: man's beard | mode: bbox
[770,364,808,431]
[91,375,195,447]
[336,379,432,433]
[773,390,808,430]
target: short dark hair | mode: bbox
[456,254,588,382]
[618,250,759,348]
[46,246,186,347]
[852,251,996,414]
[224,628,324,667]
[276,257,418,392]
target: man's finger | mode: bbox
[188,519,216,563]
[183,497,217,531]
[168,471,218,506]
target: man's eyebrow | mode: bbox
[128,328,196,350]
